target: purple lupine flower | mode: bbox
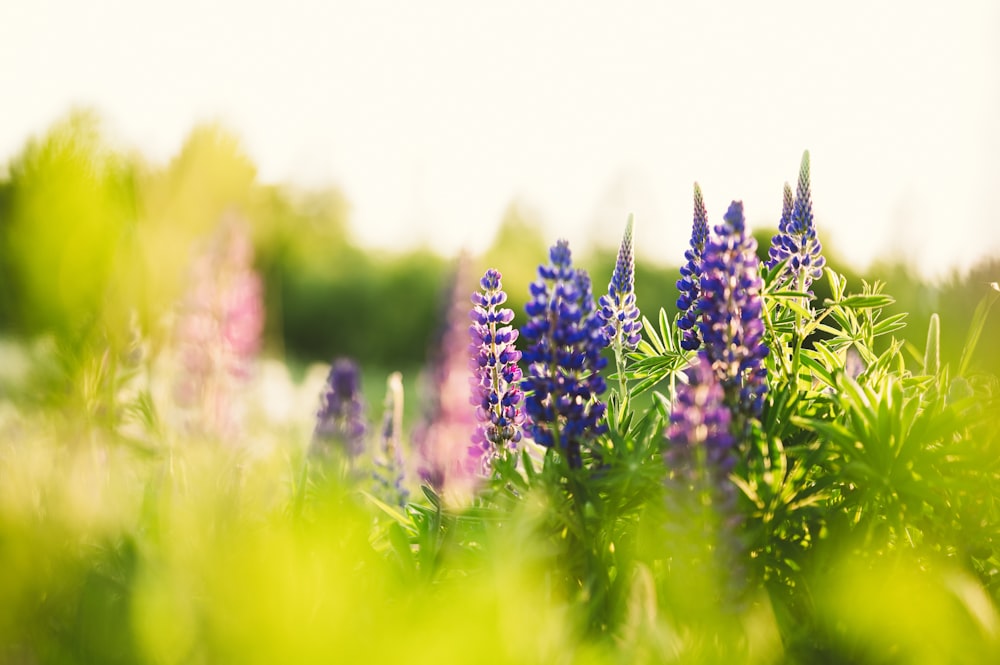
[677,183,710,351]
[766,151,825,292]
[311,357,367,459]
[665,355,735,486]
[599,215,642,352]
[173,216,264,438]
[469,268,525,470]
[698,201,769,425]
[664,354,746,600]
[521,240,608,469]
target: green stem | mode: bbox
[614,332,627,414]
[790,273,805,392]
[548,308,562,456]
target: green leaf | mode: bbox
[799,354,835,389]
[630,374,665,397]
[792,416,858,451]
[361,491,411,524]
[783,298,813,320]
[387,522,417,575]
[659,307,676,353]
[958,284,1000,376]
[420,484,442,510]
[641,314,666,355]
[770,289,815,299]
[923,312,941,376]
[831,294,896,310]
[871,312,908,338]
[826,267,846,301]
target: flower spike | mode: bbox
[521,240,608,469]
[677,183,709,351]
[698,201,769,428]
[599,214,642,352]
[766,151,826,292]
[469,268,526,470]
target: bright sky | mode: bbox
[2,0,998,279]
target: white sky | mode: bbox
[2,0,998,279]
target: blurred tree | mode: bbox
[0,110,136,340]
[131,122,258,337]
[480,202,547,315]
[250,184,352,356]
[279,248,447,367]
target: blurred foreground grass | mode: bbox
[2,404,999,664]
[0,412,586,665]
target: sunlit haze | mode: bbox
[3,0,998,279]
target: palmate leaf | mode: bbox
[826,267,847,301]
[637,308,678,355]
[871,312,907,338]
[628,308,689,396]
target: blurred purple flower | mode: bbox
[469,268,525,470]
[521,240,607,469]
[665,354,735,485]
[311,357,367,459]
[599,215,641,352]
[698,201,769,425]
[766,151,826,292]
[677,184,709,351]
[665,354,746,599]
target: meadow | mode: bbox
[1,115,999,664]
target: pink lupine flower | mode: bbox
[172,215,264,438]
[412,257,482,498]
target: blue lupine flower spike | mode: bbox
[697,201,769,430]
[599,215,642,400]
[677,183,709,351]
[521,240,608,469]
[766,182,794,272]
[600,214,641,352]
[469,268,525,470]
[766,151,825,293]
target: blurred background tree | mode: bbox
[0,111,136,342]
[0,109,997,384]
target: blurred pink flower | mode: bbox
[172,214,264,438]
[412,256,481,499]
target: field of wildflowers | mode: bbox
[2,140,1000,664]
